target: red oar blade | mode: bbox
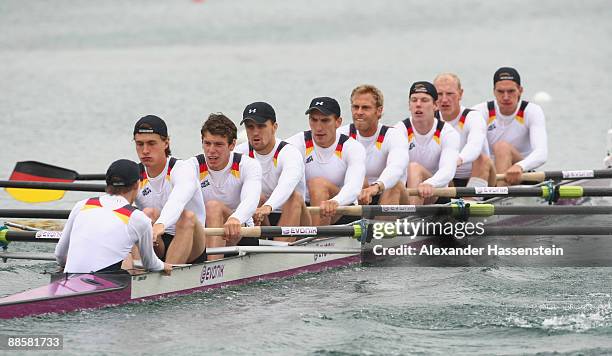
[6,161,78,203]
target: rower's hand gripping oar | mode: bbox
[6,161,105,203]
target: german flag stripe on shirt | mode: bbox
[487,101,496,125]
[248,144,255,158]
[139,157,177,188]
[349,124,357,139]
[487,100,529,125]
[401,118,415,142]
[335,134,350,159]
[376,125,390,150]
[304,131,314,156]
[82,197,102,210]
[113,204,136,224]
[196,154,208,181]
[231,153,242,178]
[458,108,473,130]
[273,141,288,167]
[433,119,445,145]
[515,101,529,125]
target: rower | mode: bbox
[133,115,208,265]
[235,102,311,229]
[338,84,409,205]
[394,81,460,205]
[197,113,262,259]
[286,97,366,225]
[55,159,172,274]
[433,73,496,187]
[472,67,547,185]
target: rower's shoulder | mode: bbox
[284,131,306,147]
[127,208,152,231]
[471,101,488,112]
[337,124,351,136]
[524,101,545,116]
[234,141,249,154]
[343,135,366,156]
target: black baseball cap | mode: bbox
[133,115,168,137]
[493,67,521,85]
[305,97,341,117]
[105,159,140,187]
[409,81,438,101]
[240,102,276,125]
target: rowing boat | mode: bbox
[1,174,610,319]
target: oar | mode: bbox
[0,180,105,192]
[10,161,104,181]
[0,225,365,244]
[6,161,105,203]
[3,222,41,231]
[0,252,56,261]
[308,204,612,217]
[0,209,71,219]
[496,169,612,183]
[207,246,362,255]
[406,186,612,199]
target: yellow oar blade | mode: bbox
[5,188,67,203]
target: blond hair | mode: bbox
[350,84,384,107]
[433,73,462,91]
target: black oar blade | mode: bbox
[9,161,79,182]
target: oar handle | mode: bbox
[307,206,363,216]
[406,187,457,197]
[204,225,360,238]
[204,227,262,237]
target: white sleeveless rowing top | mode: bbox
[55,195,164,273]
[472,99,547,171]
[394,117,460,187]
[338,123,409,190]
[193,152,262,224]
[285,130,366,205]
[137,157,206,235]
[235,139,306,210]
[438,107,489,179]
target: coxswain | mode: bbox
[55,159,172,274]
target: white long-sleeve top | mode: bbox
[439,107,489,179]
[472,100,547,171]
[394,118,460,187]
[194,152,262,224]
[338,123,409,190]
[285,131,366,205]
[235,139,306,211]
[153,159,206,231]
[55,195,164,273]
